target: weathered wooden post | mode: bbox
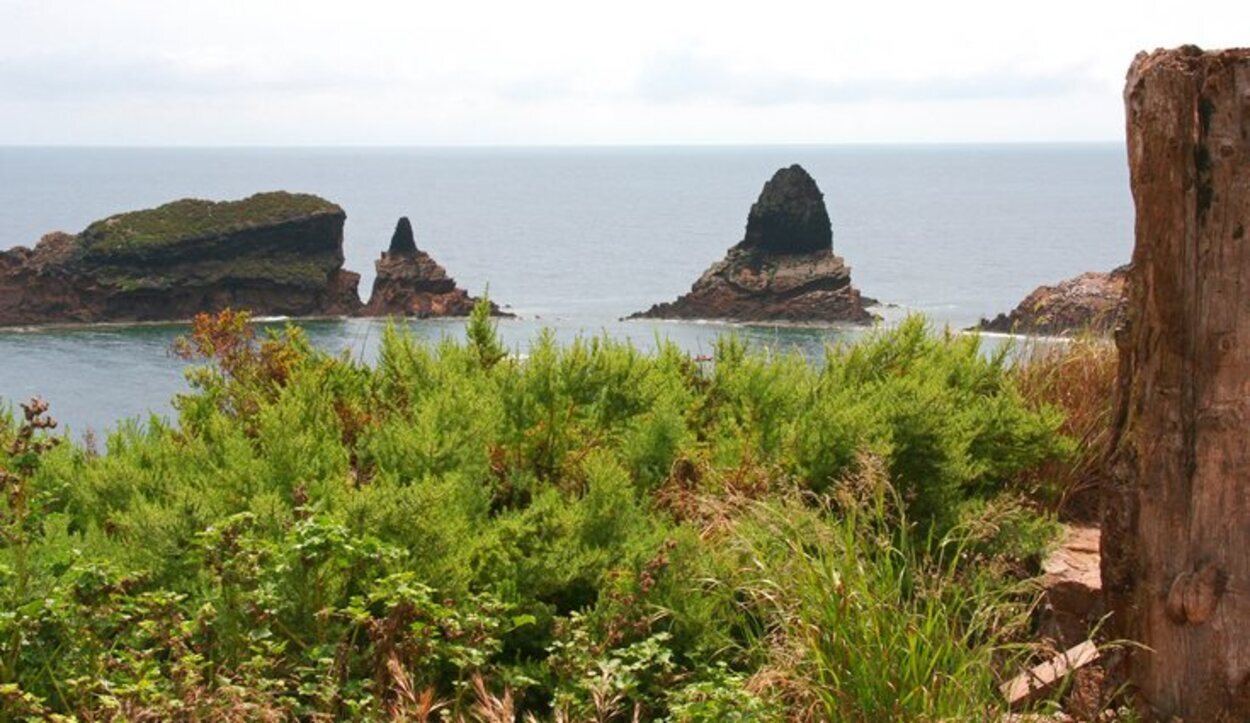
[1104,46,1250,720]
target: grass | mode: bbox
[77,192,342,254]
[1009,335,1117,519]
[701,462,1048,721]
[0,301,1087,720]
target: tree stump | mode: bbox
[1104,46,1250,720]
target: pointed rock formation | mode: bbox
[978,266,1128,336]
[742,164,832,255]
[629,165,873,323]
[387,216,419,256]
[361,217,509,318]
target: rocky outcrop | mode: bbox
[978,266,1128,336]
[360,217,509,318]
[629,165,873,324]
[1040,525,1103,651]
[0,192,362,326]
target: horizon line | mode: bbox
[0,139,1126,150]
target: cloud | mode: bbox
[1,0,1193,144]
[495,76,587,103]
[634,50,1104,106]
[0,54,389,101]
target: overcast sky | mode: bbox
[0,0,1244,145]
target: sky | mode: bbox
[0,0,1245,146]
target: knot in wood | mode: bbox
[1165,562,1226,625]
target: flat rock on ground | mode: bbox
[1041,525,1103,649]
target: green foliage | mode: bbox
[752,485,1032,721]
[466,294,508,370]
[810,318,1067,529]
[78,192,340,253]
[0,315,1079,719]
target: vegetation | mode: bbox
[1009,336,1117,518]
[0,301,1092,720]
[78,192,341,253]
[95,257,336,293]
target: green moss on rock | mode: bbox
[78,192,342,253]
[94,257,332,293]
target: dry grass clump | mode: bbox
[1010,336,1118,520]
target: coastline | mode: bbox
[0,308,1100,343]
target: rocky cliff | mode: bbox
[0,192,362,326]
[978,266,1127,336]
[361,217,509,318]
[629,165,873,323]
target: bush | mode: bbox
[0,313,1077,719]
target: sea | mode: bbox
[0,145,1133,434]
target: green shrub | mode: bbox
[720,471,1041,721]
[0,313,1079,719]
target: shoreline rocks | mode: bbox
[361,217,510,318]
[977,266,1127,336]
[629,164,874,324]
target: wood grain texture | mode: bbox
[1105,45,1250,721]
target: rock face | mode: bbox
[1040,525,1103,650]
[978,266,1128,336]
[742,166,832,255]
[0,192,362,326]
[361,217,508,318]
[387,217,419,256]
[630,165,873,323]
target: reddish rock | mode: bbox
[1040,525,1103,650]
[979,267,1127,336]
[630,165,873,324]
[1000,526,1107,716]
[360,217,509,318]
[0,192,362,326]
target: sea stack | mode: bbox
[977,266,1128,336]
[361,217,509,318]
[629,164,873,323]
[0,192,362,326]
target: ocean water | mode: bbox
[0,145,1133,433]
